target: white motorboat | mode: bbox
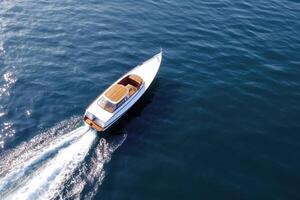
[83,50,162,132]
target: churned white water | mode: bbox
[6,126,95,200]
[0,118,126,200]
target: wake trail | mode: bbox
[0,117,127,200]
[0,126,89,193]
[7,126,96,200]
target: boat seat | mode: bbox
[128,74,143,88]
[126,84,137,97]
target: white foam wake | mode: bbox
[0,118,127,200]
[0,125,89,193]
[4,125,96,200]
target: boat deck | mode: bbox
[104,84,128,103]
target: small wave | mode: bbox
[0,70,17,98]
[0,121,15,149]
[0,40,4,55]
[0,69,17,149]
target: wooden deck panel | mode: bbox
[104,84,128,102]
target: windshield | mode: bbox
[97,96,116,113]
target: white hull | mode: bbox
[84,50,162,131]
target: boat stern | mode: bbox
[83,115,104,132]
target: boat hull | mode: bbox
[84,50,162,132]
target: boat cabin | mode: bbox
[97,74,143,113]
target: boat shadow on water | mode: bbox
[103,79,160,137]
[103,75,180,138]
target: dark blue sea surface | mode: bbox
[0,0,300,199]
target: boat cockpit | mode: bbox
[97,74,143,113]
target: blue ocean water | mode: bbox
[0,0,300,199]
